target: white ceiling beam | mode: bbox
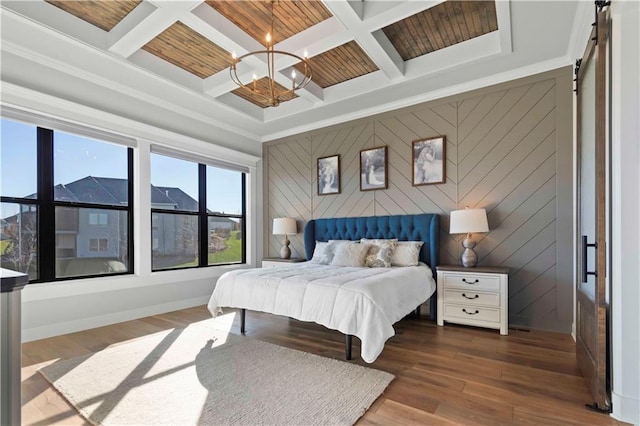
[495,1,513,54]
[107,2,157,51]
[321,1,403,80]
[188,3,263,55]
[361,1,444,30]
[2,0,107,49]
[108,1,202,58]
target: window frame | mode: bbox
[0,122,134,283]
[151,162,246,272]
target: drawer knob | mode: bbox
[462,278,479,284]
[462,308,480,315]
[462,293,479,300]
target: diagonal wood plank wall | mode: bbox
[264,67,573,332]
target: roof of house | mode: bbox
[54,176,199,211]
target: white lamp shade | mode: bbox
[273,218,297,235]
[449,208,489,234]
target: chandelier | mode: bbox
[229,0,312,107]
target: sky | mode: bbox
[0,118,243,218]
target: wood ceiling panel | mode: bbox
[294,41,379,89]
[232,77,298,108]
[142,22,232,79]
[382,1,498,61]
[46,0,141,32]
[205,1,331,46]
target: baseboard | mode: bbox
[21,296,210,342]
[612,391,640,425]
[508,315,573,334]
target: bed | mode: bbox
[208,213,439,363]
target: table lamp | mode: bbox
[272,218,297,259]
[449,207,489,267]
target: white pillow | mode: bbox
[391,241,424,267]
[361,238,398,268]
[330,243,371,267]
[310,241,333,264]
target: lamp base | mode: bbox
[280,236,291,259]
[460,233,478,267]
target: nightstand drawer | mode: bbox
[443,289,500,308]
[443,304,500,323]
[443,274,500,291]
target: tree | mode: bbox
[1,206,38,276]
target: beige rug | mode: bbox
[39,322,393,426]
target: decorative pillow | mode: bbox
[361,238,398,268]
[310,241,333,264]
[330,243,371,267]
[391,241,424,267]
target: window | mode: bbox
[1,119,39,280]
[0,117,133,282]
[89,213,108,226]
[89,238,108,252]
[206,166,244,265]
[151,153,245,271]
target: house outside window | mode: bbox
[150,153,246,271]
[0,116,134,282]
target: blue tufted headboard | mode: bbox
[303,214,439,276]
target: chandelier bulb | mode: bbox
[228,0,312,107]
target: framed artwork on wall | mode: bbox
[317,154,340,195]
[360,146,388,191]
[412,136,446,186]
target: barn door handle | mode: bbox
[582,235,598,283]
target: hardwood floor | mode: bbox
[21,306,624,425]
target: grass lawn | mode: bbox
[208,230,242,264]
[0,240,11,256]
[167,231,242,268]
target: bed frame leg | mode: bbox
[429,297,437,321]
[345,334,352,360]
[414,305,421,316]
[240,309,246,334]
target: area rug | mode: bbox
[38,324,393,425]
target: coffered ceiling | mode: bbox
[1,1,583,145]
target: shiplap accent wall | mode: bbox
[264,67,573,332]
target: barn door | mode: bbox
[575,2,610,413]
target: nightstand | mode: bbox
[436,265,509,335]
[261,257,306,268]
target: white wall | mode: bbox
[2,87,263,342]
[610,2,640,423]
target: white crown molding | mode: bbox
[1,82,262,166]
[566,1,594,64]
[261,55,572,142]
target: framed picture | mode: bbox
[317,154,340,195]
[412,136,446,186]
[360,146,388,191]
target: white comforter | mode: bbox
[207,262,436,363]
